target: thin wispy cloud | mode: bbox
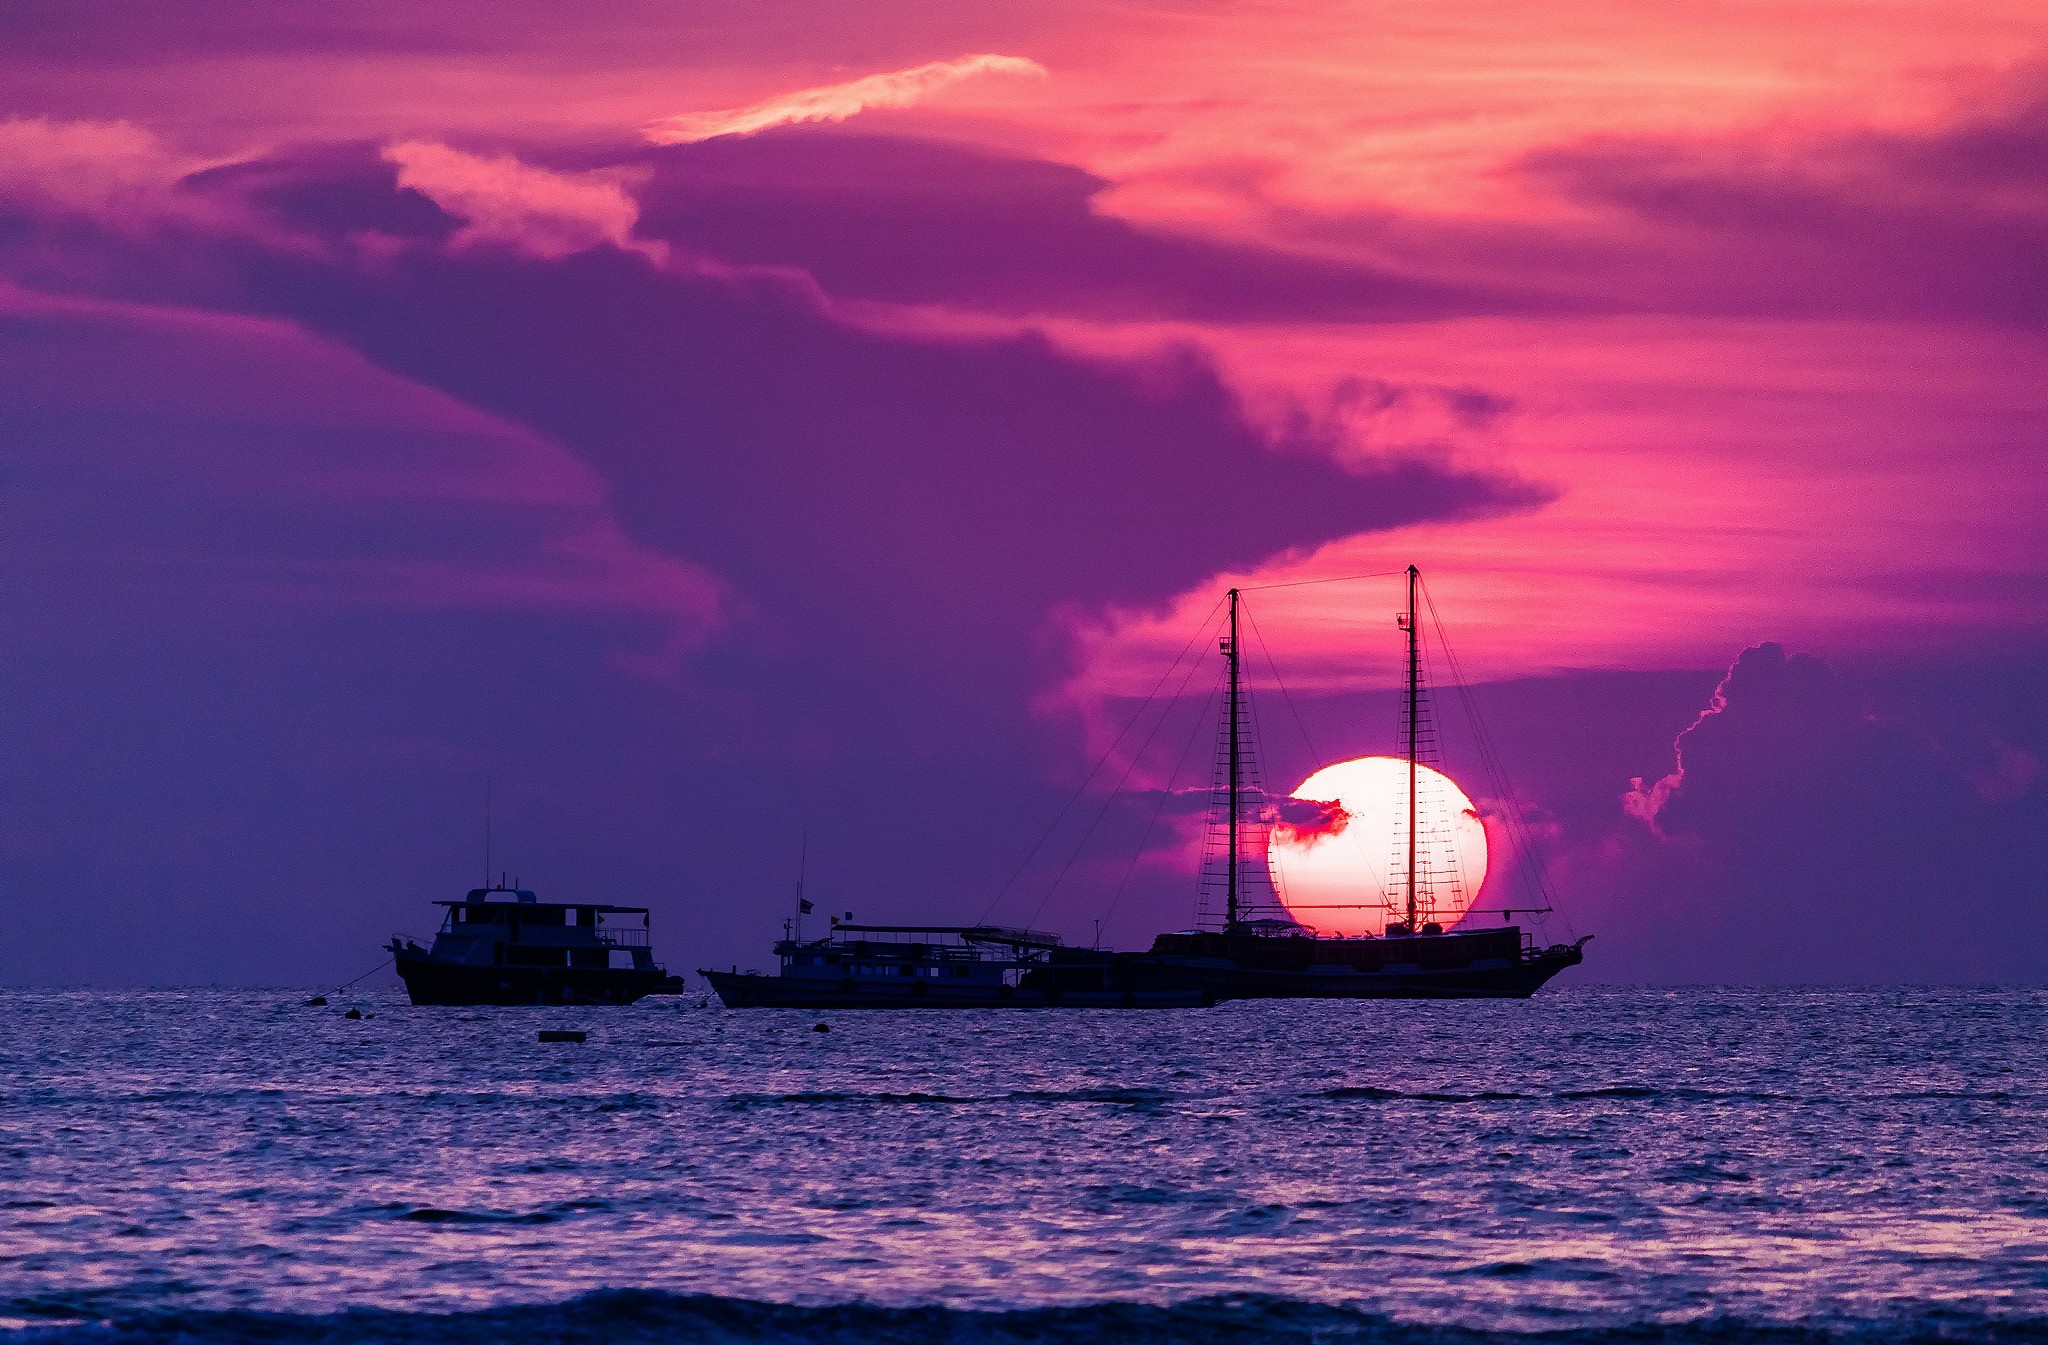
[643,54,1046,145]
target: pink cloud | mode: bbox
[0,116,227,230]
[382,140,662,261]
[1034,307,2048,730]
[643,54,1047,145]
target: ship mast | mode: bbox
[1404,564,1419,933]
[1225,586,1242,930]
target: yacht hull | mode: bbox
[1130,929,1588,1002]
[394,954,677,1006]
[1134,949,1582,1000]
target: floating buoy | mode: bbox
[304,996,328,1007]
[812,1022,830,1033]
[343,1007,362,1020]
[538,1030,587,1042]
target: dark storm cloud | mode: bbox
[189,147,460,243]
[1605,643,2048,981]
[148,148,1546,638]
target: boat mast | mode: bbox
[1405,564,1419,933]
[1225,586,1242,930]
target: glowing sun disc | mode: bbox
[1267,756,1489,938]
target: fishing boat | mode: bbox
[703,921,1208,1009]
[388,882,685,1005]
[1125,566,1588,999]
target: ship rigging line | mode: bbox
[1235,571,1567,928]
[1420,581,1573,939]
[1240,570,1407,592]
[1243,595,1395,918]
[975,596,1226,927]
[1021,603,1227,933]
[1239,636,1287,918]
[1239,601,1328,777]
[1096,676,1223,943]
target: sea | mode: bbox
[1,986,2043,1343]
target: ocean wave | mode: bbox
[719,1087,1183,1109]
[1308,1085,1799,1104]
[1313,1087,1532,1102]
[385,1205,564,1226]
[719,1091,983,1108]
[4,1291,2046,1345]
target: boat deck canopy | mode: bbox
[437,892,649,914]
[824,923,1063,948]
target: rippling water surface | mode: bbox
[1,987,2044,1341]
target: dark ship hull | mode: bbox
[394,953,681,1006]
[1134,926,1588,1001]
[703,968,1207,1009]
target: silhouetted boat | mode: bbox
[389,883,685,1005]
[703,923,1207,1009]
[708,566,1580,1007]
[1125,566,1588,999]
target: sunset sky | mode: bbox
[2,0,2043,983]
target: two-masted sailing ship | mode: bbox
[1126,565,1588,999]
[705,565,1585,1008]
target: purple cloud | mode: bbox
[627,130,1545,323]
[1519,92,2048,327]
[1605,643,2048,980]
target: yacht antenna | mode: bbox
[1225,586,1242,930]
[796,829,809,940]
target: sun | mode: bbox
[1266,756,1489,938]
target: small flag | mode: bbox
[799,898,814,915]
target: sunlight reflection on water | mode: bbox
[0,987,2043,1332]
